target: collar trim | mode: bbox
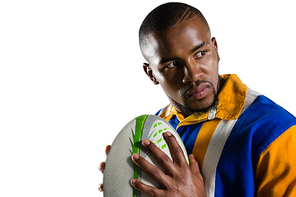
[159,74,248,126]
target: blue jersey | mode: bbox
[157,74,296,197]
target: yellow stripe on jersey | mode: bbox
[192,119,221,169]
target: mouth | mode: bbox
[185,83,211,100]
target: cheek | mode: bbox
[208,63,219,92]
[155,71,184,99]
[202,53,219,74]
[155,67,183,86]
[200,55,217,72]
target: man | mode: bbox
[100,2,296,196]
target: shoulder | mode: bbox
[243,94,296,196]
[244,94,296,126]
[239,93,296,158]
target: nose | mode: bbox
[182,60,203,84]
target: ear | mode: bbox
[211,37,220,62]
[143,63,159,85]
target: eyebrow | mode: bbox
[191,41,207,53]
[159,41,207,65]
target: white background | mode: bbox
[1,0,295,196]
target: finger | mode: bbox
[98,183,103,192]
[131,179,165,197]
[99,162,105,174]
[164,131,188,167]
[142,138,176,174]
[189,154,201,175]
[131,153,168,186]
[105,145,111,155]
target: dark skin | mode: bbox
[131,132,205,197]
[100,15,224,196]
[142,16,223,116]
[99,134,205,196]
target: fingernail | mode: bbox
[142,139,151,146]
[98,184,103,192]
[166,131,172,136]
[131,179,136,187]
[132,153,139,161]
[99,162,105,173]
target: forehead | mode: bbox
[143,16,211,64]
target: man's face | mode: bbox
[142,16,220,116]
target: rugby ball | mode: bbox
[103,114,189,197]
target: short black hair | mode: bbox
[139,2,210,48]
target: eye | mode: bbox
[194,51,205,59]
[166,61,178,69]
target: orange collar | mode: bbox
[159,74,248,128]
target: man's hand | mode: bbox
[98,145,111,192]
[131,131,206,197]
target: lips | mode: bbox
[185,83,211,100]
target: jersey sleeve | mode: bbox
[255,125,296,196]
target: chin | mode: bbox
[169,93,218,116]
[187,94,218,113]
